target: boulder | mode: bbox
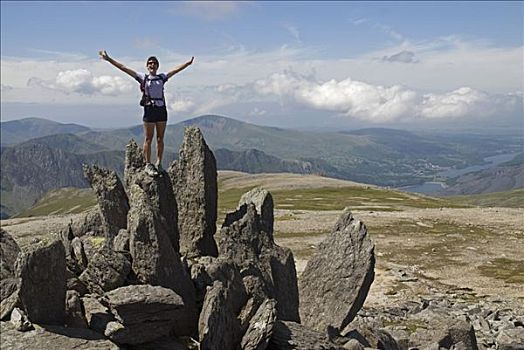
[81,295,114,334]
[220,203,300,322]
[168,126,218,258]
[83,164,129,245]
[240,298,277,350]
[0,280,20,320]
[0,228,21,280]
[127,177,197,330]
[268,320,346,350]
[113,229,130,252]
[15,239,66,325]
[0,321,120,349]
[239,187,274,236]
[79,247,131,295]
[65,290,88,329]
[68,208,104,238]
[497,328,524,350]
[124,138,145,189]
[103,285,190,344]
[10,307,33,332]
[299,209,375,332]
[198,280,244,350]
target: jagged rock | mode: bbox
[239,187,274,236]
[0,321,120,349]
[0,277,17,303]
[497,328,524,350]
[83,164,129,244]
[0,282,20,320]
[66,268,89,296]
[438,319,478,350]
[79,247,131,295]
[268,320,346,350]
[345,326,400,350]
[127,177,197,333]
[113,229,130,252]
[69,208,104,237]
[15,239,66,325]
[10,307,33,332]
[168,126,218,258]
[102,285,190,344]
[299,209,375,332]
[126,140,180,253]
[220,203,300,322]
[72,237,89,271]
[65,290,88,329]
[81,295,114,334]
[0,228,21,280]
[124,139,145,189]
[240,298,277,350]
[198,280,244,350]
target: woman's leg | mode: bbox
[143,122,155,164]
[155,121,167,166]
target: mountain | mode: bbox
[1,117,91,145]
[2,115,522,217]
[441,154,524,195]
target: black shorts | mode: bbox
[143,105,168,123]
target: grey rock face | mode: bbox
[15,239,66,325]
[65,290,87,329]
[220,203,300,322]
[299,209,375,332]
[268,320,346,350]
[83,164,129,244]
[497,328,524,350]
[240,298,277,350]
[0,229,21,280]
[198,280,244,350]
[0,321,120,350]
[79,247,131,295]
[81,295,114,334]
[124,139,145,189]
[0,278,20,320]
[239,187,274,236]
[103,285,189,344]
[68,208,103,237]
[113,229,130,252]
[168,126,218,258]
[127,177,197,329]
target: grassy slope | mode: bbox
[444,188,524,208]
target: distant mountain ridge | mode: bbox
[1,118,91,145]
[1,115,522,218]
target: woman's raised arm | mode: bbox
[99,50,137,79]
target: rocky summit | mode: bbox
[1,126,522,350]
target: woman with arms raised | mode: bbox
[99,50,194,176]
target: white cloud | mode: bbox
[249,107,267,117]
[283,23,302,44]
[28,69,133,96]
[168,98,195,114]
[255,71,521,122]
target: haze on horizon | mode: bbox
[1,1,523,131]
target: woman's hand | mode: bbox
[188,56,194,65]
[99,50,109,61]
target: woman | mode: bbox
[99,50,194,176]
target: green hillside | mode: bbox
[445,188,524,208]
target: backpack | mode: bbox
[139,74,167,107]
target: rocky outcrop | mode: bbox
[169,126,218,258]
[240,298,277,350]
[299,209,375,332]
[78,247,131,295]
[0,229,21,280]
[0,321,120,349]
[220,202,300,322]
[268,320,346,350]
[238,187,274,236]
[68,208,103,237]
[83,165,129,244]
[15,239,66,325]
[102,285,191,344]
[126,169,197,334]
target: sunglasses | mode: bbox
[147,61,158,65]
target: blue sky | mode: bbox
[1,1,523,130]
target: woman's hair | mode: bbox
[146,56,159,66]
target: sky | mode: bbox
[1,1,523,131]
